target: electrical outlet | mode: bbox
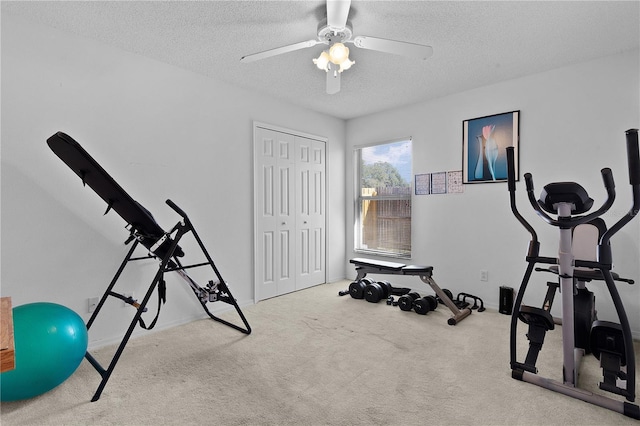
[88,297,99,313]
[480,270,489,282]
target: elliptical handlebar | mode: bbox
[507,146,517,193]
[506,147,540,257]
[507,129,640,264]
[524,168,616,229]
[524,172,535,193]
[601,167,615,192]
[599,129,640,254]
[626,128,640,186]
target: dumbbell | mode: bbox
[397,292,421,311]
[435,288,454,305]
[348,278,375,299]
[364,280,393,303]
[413,295,438,315]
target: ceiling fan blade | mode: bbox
[326,65,341,94]
[353,36,434,60]
[326,0,351,31]
[240,39,321,63]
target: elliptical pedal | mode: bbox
[518,305,555,331]
[590,320,631,397]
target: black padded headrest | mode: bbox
[538,182,594,214]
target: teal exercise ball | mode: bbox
[0,302,88,401]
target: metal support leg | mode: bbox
[86,241,139,330]
[86,253,171,401]
[419,273,471,325]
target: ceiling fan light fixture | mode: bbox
[328,42,349,64]
[241,0,434,95]
[313,50,331,71]
[338,58,354,72]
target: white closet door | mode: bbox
[254,125,326,301]
[295,136,326,290]
[254,127,295,301]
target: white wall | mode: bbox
[345,49,640,336]
[0,15,346,347]
[2,12,639,346]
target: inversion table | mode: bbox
[47,132,251,401]
[350,258,481,325]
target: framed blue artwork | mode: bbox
[463,110,519,184]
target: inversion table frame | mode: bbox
[47,132,251,401]
[350,258,474,325]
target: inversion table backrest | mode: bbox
[47,132,182,258]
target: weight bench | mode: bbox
[47,132,251,401]
[350,258,474,325]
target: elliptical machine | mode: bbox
[505,129,640,419]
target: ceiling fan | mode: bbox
[240,0,433,94]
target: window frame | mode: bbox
[354,137,413,259]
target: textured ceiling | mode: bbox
[3,1,639,120]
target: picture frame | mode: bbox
[430,171,447,194]
[415,173,431,195]
[462,110,519,184]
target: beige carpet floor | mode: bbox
[1,280,639,425]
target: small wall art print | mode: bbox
[415,173,430,195]
[462,110,519,184]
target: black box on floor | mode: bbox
[499,286,514,315]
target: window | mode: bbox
[355,138,412,258]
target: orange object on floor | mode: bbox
[1,297,16,373]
